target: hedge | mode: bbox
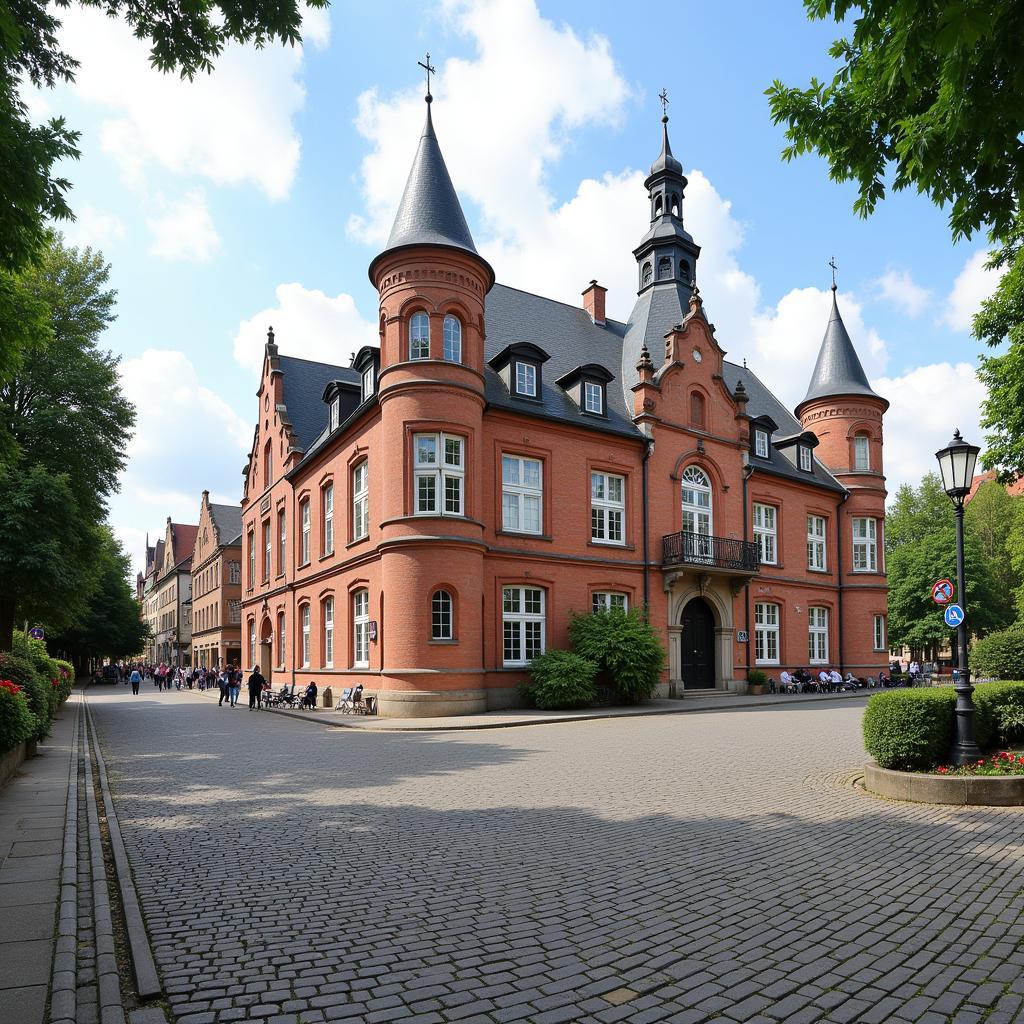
[864,681,1024,770]
[0,684,36,754]
[0,652,50,741]
[523,650,597,710]
[568,608,665,704]
[971,622,1024,680]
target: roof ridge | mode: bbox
[277,352,354,374]
[493,282,627,328]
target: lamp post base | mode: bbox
[950,679,982,766]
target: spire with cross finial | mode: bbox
[658,87,669,121]
[829,255,838,292]
[418,52,436,103]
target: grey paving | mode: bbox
[88,688,1024,1024]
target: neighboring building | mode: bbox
[967,470,1024,503]
[144,518,198,667]
[140,536,165,665]
[191,491,244,669]
[239,98,888,716]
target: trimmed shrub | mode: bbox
[568,608,666,704]
[0,653,49,741]
[524,650,597,710]
[972,681,1024,747]
[54,660,75,701]
[863,687,956,770]
[0,684,36,754]
[971,622,1024,680]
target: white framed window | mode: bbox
[799,445,812,472]
[249,620,256,669]
[584,381,604,414]
[432,590,453,641]
[362,365,375,400]
[754,602,779,665]
[854,435,870,471]
[502,455,543,534]
[263,520,271,581]
[755,429,769,459]
[300,605,310,667]
[229,561,241,585]
[753,503,777,565]
[323,484,334,556]
[414,433,464,516]
[592,592,628,613]
[353,589,369,667]
[515,361,537,397]
[278,612,286,667]
[503,586,545,666]
[352,461,369,541]
[323,598,334,668]
[329,397,340,432]
[808,606,828,664]
[873,615,886,651]
[681,466,713,561]
[247,530,254,587]
[300,500,310,565]
[591,472,625,544]
[807,515,827,571]
[443,315,462,362]
[229,599,241,624]
[410,312,430,360]
[853,517,878,572]
[278,509,286,575]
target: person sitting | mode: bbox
[817,668,830,693]
[844,672,859,689]
[303,681,318,709]
[878,669,891,687]
[829,668,844,691]
[779,669,794,694]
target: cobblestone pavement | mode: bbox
[88,688,1024,1024]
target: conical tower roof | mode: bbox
[369,99,493,286]
[797,289,884,412]
[648,115,683,180]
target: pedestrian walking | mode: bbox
[247,667,266,710]
[227,664,241,707]
[218,668,230,707]
[129,667,141,695]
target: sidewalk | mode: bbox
[0,697,77,1024]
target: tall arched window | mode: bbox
[410,311,430,360]
[681,466,713,560]
[689,391,705,428]
[277,612,286,668]
[443,315,462,363]
[658,256,672,280]
[323,597,334,668]
[641,262,652,288]
[654,195,663,217]
[431,589,453,640]
[263,440,272,483]
[670,195,680,217]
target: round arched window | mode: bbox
[432,589,453,640]
[641,262,653,288]
[681,466,713,558]
[410,312,430,360]
[443,315,462,363]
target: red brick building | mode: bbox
[240,100,888,716]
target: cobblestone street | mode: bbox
[88,688,1024,1024]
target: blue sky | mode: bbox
[38,0,995,574]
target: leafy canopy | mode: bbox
[766,0,1024,242]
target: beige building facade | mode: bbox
[191,491,243,669]
[142,518,198,667]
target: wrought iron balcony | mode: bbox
[662,531,759,572]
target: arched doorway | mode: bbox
[680,597,716,690]
[259,617,273,680]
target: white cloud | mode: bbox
[64,205,127,251]
[873,362,986,495]
[58,5,321,198]
[944,250,1000,331]
[232,283,379,375]
[874,268,931,318]
[147,190,220,262]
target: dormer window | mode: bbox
[554,363,614,419]
[515,361,537,397]
[799,445,812,472]
[410,311,430,360]
[329,397,340,432]
[362,365,375,401]
[755,429,769,459]
[584,381,604,415]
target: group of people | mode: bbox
[772,668,885,694]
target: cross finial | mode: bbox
[658,87,669,121]
[418,52,436,103]
[828,255,838,292]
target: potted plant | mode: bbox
[747,669,767,696]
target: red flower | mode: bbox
[937,766,948,774]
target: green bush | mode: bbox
[972,680,1024,747]
[747,669,767,686]
[0,652,49,741]
[863,687,956,770]
[523,650,597,710]
[971,622,1024,680]
[54,660,75,701]
[568,607,665,704]
[0,686,36,754]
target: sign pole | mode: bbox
[950,502,981,764]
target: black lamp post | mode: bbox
[935,429,982,765]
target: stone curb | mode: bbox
[81,701,126,1024]
[864,760,1024,806]
[48,695,81,1024]
[85,698,163,1000]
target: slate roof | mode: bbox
[277,354,360,452]
[798,290,883,410]
[649,117,683,178]
[209,503,242,547]
[369,103,493,285]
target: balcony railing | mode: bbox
[662,531,759,572]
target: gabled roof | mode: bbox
[278,354,359,452]
[798,290,884,411]
[170,524,199,562]
[208,503,242,545]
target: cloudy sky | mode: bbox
[39,0,996,574]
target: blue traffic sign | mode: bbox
[29,626,44,640]
[944,604,965,628]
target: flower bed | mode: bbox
[929,751,1024,776]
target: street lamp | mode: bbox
[935,428,982,765]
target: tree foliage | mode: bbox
[766,1,1024,242]
[1,0,328,276]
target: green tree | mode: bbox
[0,234,135,650]
[886,473,1009,657]
[2,0,327,277]
[965,478,1021,615]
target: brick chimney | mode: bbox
[582,280,607,325]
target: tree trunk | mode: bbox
[0,591,16,653]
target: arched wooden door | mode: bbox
[680,598,716,690]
